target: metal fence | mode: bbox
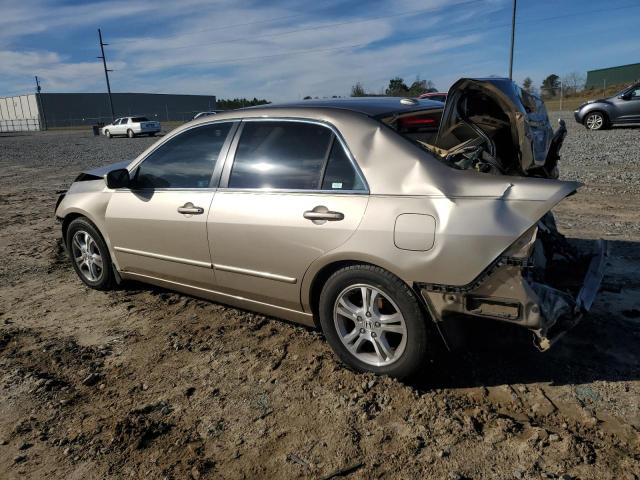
[41,111,204,128]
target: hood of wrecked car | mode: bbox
[434,78,563,177]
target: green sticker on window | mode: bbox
[332,182,343,189]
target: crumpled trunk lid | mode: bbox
[433,78,566,178]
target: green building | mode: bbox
[585,62,640,89]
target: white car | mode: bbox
[101,116,161,138]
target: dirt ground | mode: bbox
[0,120,639,479]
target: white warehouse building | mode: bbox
[0,94,42,132]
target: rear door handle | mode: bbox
[303,206,344,222]
[303,211,344,221]
[177,202,204,215]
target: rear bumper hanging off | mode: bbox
[416,239,608,351]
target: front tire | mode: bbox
[584,111,607,130]
[104,129,111,138]
[319,265,428,378]
[127,129,135,138]
[66,218,115,290]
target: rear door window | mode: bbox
[228,121,333,189]
[134,122,233,189]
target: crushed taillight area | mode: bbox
[417,213,608,351]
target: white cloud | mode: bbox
[0,0,502,100]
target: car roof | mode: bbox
[240,97,443,118]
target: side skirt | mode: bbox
[120,271,315,327]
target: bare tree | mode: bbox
[562,72,586,95]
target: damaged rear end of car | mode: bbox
[417,206,608,350]
[385,78,607,350]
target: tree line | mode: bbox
[522,72,586,98]
[217,98,270,110]
[220,71,594,107]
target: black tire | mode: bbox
[319,264,428,378]
[65,217,115,290]
[584,111,608,130]
[105,129,111,138]
[127,129,135,138]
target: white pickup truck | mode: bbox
[101,116,161,138]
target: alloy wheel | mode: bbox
[585,113,604,130]
[71,230,104,282]
[333,283,408,367]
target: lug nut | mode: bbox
[360,328,365,334]
[365,312,372,317]
[357,316,362,322]
[371,332,377,338]
[375,322,380,327]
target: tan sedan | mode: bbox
[55,78,606,378]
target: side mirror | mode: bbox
[619,93,631,100]
[105,168,130,189]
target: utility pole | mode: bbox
[34,75,47,130]
[97,28,115,121]
[508,0,517,80]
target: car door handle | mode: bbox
[303,210,344,221]
[177,202,204,215]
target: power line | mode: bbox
[137,2,640,71]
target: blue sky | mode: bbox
[1,0,639,101]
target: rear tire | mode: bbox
[584,111,608,130]
[66,217,115,291]
[319,264,428,378]
[127,129,135,138]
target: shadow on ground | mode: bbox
[413,238,640,390]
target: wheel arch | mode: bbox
[60,211,122,283]
[302,255,416,327]
[582,107,611,126]
[58,208,119,269]
[61,212,85,245]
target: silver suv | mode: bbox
[574,83,640,130]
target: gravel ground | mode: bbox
[0,116,639,479]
